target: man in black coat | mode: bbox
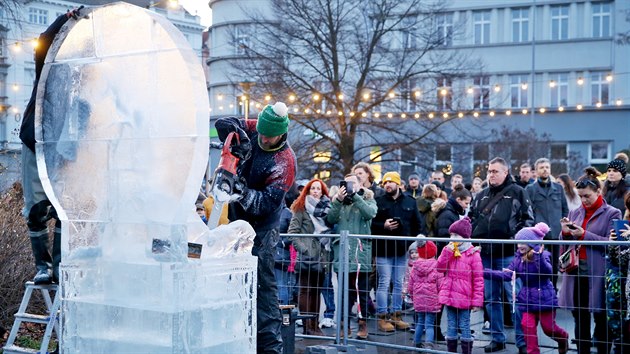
[371,171,423,332]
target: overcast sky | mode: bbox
[180,0,211,28]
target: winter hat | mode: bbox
[448,216,472,239]
[415,234,427,248]
[417,240,437,259]
[607,159,627,178]
[256,102,289,137]
[408,172,420,181]
[382,171,401,185]
[431,180,444,191]
[515,222,550,249]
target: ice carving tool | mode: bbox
[207,131,240,229]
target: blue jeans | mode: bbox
[322,271,335,319]
[445,306,472,341]
[482,256,525,348]
[376,255,406,314]
[414,312,436,344]
[273,268,296,305]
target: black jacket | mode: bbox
[435,198,466,252]
[603,180,630,214]
[20,14,70,152]
[371,190,423,257]
[470,176,534,258]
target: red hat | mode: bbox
[417,240,437,259]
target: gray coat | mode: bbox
[526,180,569,240]
[557,201,621,311]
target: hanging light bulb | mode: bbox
[217,94,223,101]
[12,42,21,52]
[505,110,512,116]
[493,84,501,92]
[388,91,396,99]
[472,112,479,118]
[440,88,448,96]
[606,73,613,82]
[414,90,421,98]
[457,112,464,118]
[539,107,546,113]
[577,104,583,110]
[12,84,19,91]
[401,113,407,118]
[374,112,380,118]
[361,112,367,117]
[522,109,528,114]
[442,113,449,118]
[414,113,420,119]
[350,111,355,117]
[521,83,528,90]
[338,111,343,116]
[326,110,332,115]
[316,109,321,114]
[549,80,556,88]
[293,107,299,113]
[577,77,584,86]
[596,102,602,108]
[362,93,370,101]
[467,86,474,94]
[387,113,393,118]
[30,39,39,49]
[312,93,320,101]
[616,99,623,106]
[288,94,296,102]
[558,106,565,112]
[337,93,344,100]
[265,94,272,102]
[489,111,495,117]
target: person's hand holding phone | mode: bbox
[385,218,400,231]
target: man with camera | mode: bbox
[327,174,377,339]
[371,171,423,332]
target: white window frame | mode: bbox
[435,13,453,47]
[549,73,568,107]
[509,74,528,108]
[436,77,452,110]
[511,8,529,43]
[590,72,610,105]
[589,142,611,164]
[551,5,569,40]
[473,11,491,45]
[473,76,490,110]
[592,2,611,38]
[234,26,250,55]
[28,8,48,25]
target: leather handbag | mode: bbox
[558,246,580,273]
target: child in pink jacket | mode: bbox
[437,217,484,354]
[408,237,443,350]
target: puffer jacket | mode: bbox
[288,210,331,271]
[437,246,484,310]
[327,189,377,273]
[408,258,443,313]
[485,251,557,312]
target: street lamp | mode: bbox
[239,80,255,120]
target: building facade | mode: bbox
[206,0,630,182]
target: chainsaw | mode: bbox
[206,131,241,229]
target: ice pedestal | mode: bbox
[33,3,256,353]
[60,256,257,353]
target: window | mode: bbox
[589,142,610,163]
[234,26,249,55]
[435,13,453,47]
[549,73,568,107]
[436,77,452,110]
[402,80,419,111]
[28,8,48,25]
[591,72,610,105]
[551,144,567,160]
[509,74,528,108]
[0,73,6,98]
[592,3,611,38]
[472,144,489,177]
[512,8,529,42]
[551,5,569,40]
[473,76,490,110]
[401,16,417,49]
[473,11,491,44]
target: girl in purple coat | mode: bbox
[408,238,443,350]
[484,223,569,354]
[437,217,484,354]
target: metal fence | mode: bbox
[280,231,630,353]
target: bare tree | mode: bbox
[229,0,480,178]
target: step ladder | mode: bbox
[3,281,60,354]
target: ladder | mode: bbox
[2,282,60,354]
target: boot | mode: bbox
[556,335,569,354]
[30,232,52,284]
[377,314,395,332]
[356,319,368,339]
[461,340,474,354]
[391,311,410,330]
[447,339,458,353]
[305,319,324,336]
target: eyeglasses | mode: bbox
[575,179,597,189]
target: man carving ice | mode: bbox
[215,102,296,354]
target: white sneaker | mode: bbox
[296,319,303,327]
[481,321,490,335]
[319,318,336,328]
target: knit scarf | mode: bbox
[451,234,472,257]
[305,195,331,235]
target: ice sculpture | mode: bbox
[34,3,257,353]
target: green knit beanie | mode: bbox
[256,102,289,137]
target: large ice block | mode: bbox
[34,3,256,353]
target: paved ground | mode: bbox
[293,307,585,353]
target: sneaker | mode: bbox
[296,319,303,327]
[481,321,491,335]
[319,318,336,328]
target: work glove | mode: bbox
[230,138,252,161]
[27,200,55,231]
[231,177,249,201]
[66,5,84,20]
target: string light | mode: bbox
[312,93,320,101]
[228,103,234,108]
[440,88,448,96]
[388,91,396,99]
[414,91,421,98]
[326,110,332,115]
[596,102,602,108]
[304,108,310,114]
[489,111,495,117]
[362,93,370,101]
[467,87,474,94]
[493,84,501,92]
[338,111,343,116]
[616,99,623,106]
[387,113,393,118]
[316,109,321,114]
[577,77,584,85]
[374,112,380,118]
[288,94,296,102]
[401,113,407,118]
[12,107,19,113]
[521,83,528,90]
[12,84,19,91]
[217,94,223,101]
[549,80,556,88]
[414,113,420,119]
[218,105,224,110]
[337,93,344,100]
[577,104,583,110]
[472,112,479,118]
[457,112,464,118]
[361,112,367,117]
[505,110,512,116]
[522,109,528,114]
[442,113,449,118]
[293,107,299,113]
[539,107,546,113]
[264,94,272,102]
[349,111,355,117]
[558,106,565,112]
[12,42,21,52]
[606,73,613,82]
[428,113,435,119]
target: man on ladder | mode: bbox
[19,7,85,285]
